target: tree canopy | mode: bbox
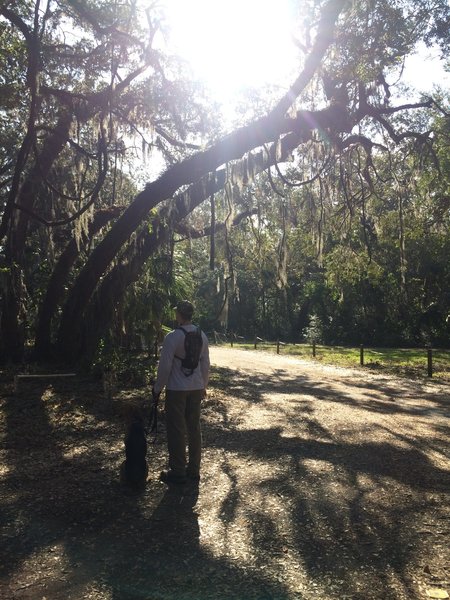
[0,0,449,365]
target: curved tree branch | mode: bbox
[268,0,347,120]
[16,127,110,226]
[0,4,41,243]
[59,122,316,359]
[56,88,433,359]
[174,208,258,242]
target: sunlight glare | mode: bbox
[402,42,450,92]
[164,0,297,100]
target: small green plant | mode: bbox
[303,314,323,344]
[92,337,120,376]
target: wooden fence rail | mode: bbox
[218,335,439,377]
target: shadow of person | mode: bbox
[149,483,200,557]
[106,483,201,599]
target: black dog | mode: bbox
[120,410,148,489]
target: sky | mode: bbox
[163,0,298,103]
[401,43,450,95]
[161,0,449,110]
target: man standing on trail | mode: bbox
[153,300,210,485]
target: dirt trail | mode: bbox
[0,346,449,600]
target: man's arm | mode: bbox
[200,334,210,389]
[153,332,177,394]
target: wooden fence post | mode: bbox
[254,337,257,349]
[427,346,433,377]
[360,345,364,366]
[277,340,280,354]
[312,341,316,357]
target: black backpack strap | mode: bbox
[174,326,187,361]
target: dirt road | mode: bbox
[1,346,449,600]
[199,347,450,599]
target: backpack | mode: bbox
[175,326,203,376]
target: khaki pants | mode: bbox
[165,389,203,477]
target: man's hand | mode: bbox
[151,388,160,402]
[201,389,207,400]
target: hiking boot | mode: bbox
[159,471,187,485]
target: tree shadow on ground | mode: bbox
[1,361,449,599]
[206,363,449,599]
[0,381,292,599]
[211,364,450,415]
[208,363,450,468]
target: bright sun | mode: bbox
[164,0,298,101]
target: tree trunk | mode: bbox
[0,263,25,362]
[210,193,215,270]
[34,207,123,359]
[78,171,228,362]
[398,191,408,299]
[0,112,72,362]
[13,112,73,255]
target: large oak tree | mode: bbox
[0,0,448,363]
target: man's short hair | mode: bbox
[175,300,194,319]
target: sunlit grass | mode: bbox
[225,342,450,380]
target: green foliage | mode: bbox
[303,314,323,343]
[91,336,156,387]
[182,93,450,349]
[1,0,450,367]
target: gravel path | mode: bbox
[199,347,450,599]
[0,347,449,600]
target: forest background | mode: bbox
[0,0,449,371]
